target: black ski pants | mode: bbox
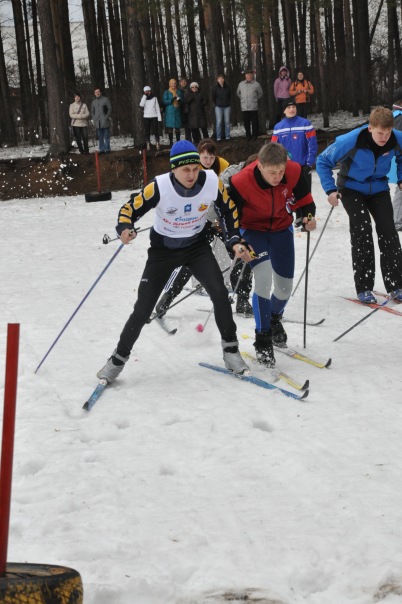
[116,239,237,358]
[341,187,402,294]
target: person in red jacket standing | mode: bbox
[229,142,316,367]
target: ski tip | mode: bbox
[316,318,325,325]
[300,388,309,400]
[325,358,332,368]
[82,401,89,411]
[302,379,310,390]
[169,328,178,335]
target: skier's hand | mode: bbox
[328,192,340,206]
[120,228,137,244]
[233,242,256,262]
[302,216,316,231]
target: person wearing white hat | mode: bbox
[140,85,162,151]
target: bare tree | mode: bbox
[37,0,70,155]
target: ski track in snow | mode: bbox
[1,173,402,604]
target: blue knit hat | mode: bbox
[170,140,200,169]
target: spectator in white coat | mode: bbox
[236,70,263,140]
[140,85,162,151]
[69,92,90,154]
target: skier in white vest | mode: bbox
[97,140,254,382]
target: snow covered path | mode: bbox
[1,174,402,603]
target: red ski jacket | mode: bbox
[229,159,315,232]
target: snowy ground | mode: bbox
[2,172,402,604]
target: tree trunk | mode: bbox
[124,0,145,146]
[0,34,17,145]
[81,0,104,88]
[37,0,71,155]
[262,1,276,129]
[343,0,358,115]
[314,3,329,127]
[11,0,35,141]
[185,0,200,79]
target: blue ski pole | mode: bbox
[35,243,125,374]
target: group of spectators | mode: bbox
[140,68,315,149]
[68,68,315,155]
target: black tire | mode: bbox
[85,190,112,202]
[0,562,83,603]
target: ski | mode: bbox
[241,351,309,391]
[341,296,402,317]
[274,346,332,368]
[83,379,108,411]
[283,317,325,326]
[373,291,402,305]
[196,308,325,327]
[241,334,331,368]
[150,313,177,335]
[199,362,309,400]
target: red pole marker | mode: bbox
[0,324,20,577]
[95,151,101,193]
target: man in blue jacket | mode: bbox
[316,106,402,304]
[272,97,318,226]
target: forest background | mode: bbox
[0,0,399,157]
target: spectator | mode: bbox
[271,98,317,189]
[316,106,402,304]
[140,85,162,151]
[212,74,231,141]
[69,92,90,154]
[162,78,183,147]
[289,71,314,118]
[236,69,263,140]
[184,82,209,144]
[178,77,191,141]
[273,66,291,124]
[91,87,112,153]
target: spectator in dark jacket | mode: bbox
[184,82,209,144]
[212,75,231,141]
[179,77,191,141]
[91,87,112,153]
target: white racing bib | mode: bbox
[153,171,218,238]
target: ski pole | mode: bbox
[228,259,247,303]
[292,206,335,297]
[333,292,399,342]
[102,225,151,244]
[197,258,240,333]
[149,265,232,323]
[35,243,126,374]
[303,226,311,349]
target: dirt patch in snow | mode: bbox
[0,129,348,201]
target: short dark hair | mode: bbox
[258,143,288,167]
[197,138,217,155]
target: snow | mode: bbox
[2,160,402,604]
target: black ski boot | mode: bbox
[253,330,275,368]
[270,313,287,348]
[236,295,253,317]
[155,291,175,318]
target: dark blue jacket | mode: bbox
[316,125,402,195]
